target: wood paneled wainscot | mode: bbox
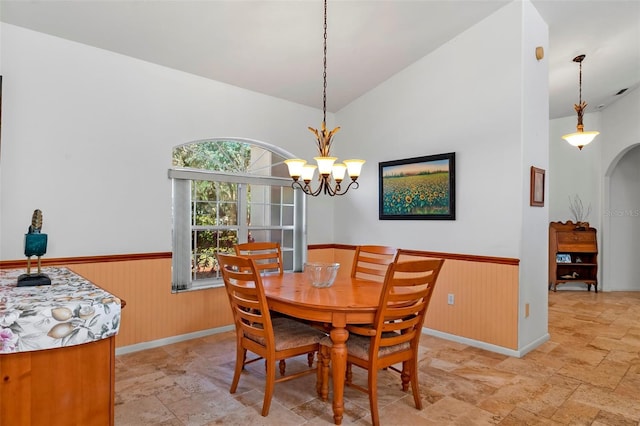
[1,248,519,356]
[308,245,520,351]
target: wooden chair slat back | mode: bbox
[351,245,399,282]
[235,242,284,276]
[217,253,273,343]
[374,258,445,349]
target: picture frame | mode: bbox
[379,152,455,220]
[556,253,572,263]
[530,166,545,207]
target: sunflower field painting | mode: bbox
[379,153,455,220]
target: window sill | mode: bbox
[172,281,224,293]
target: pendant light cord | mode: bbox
[323,0,327,125]
[578,60,583,105]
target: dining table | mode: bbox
[261,271,382,425]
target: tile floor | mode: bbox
[115,290,640,425]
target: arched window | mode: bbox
[169,138,306,291]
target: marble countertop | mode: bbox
[0,267,121,354]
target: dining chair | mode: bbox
[216,253,326,417]
[319,258,445,426]
[351,245,399,282]
[234,241,284,275]
[234,241,313,374]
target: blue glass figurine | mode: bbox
[17,209,52,286]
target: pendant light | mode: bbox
[562,54,599,150]
[284,0,365,196]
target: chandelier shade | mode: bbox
[285,0,365,196]
[562,130,600,148]
[562,54,599,150]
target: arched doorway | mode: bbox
[603,143,640,290]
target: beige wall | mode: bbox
[2,245,518,352]
[308,247,519,350]
[66,259,233,348]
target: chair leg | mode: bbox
[307,351,315,367]
[279,359,286,376]
[401,360,410,391]
[409,359,422,410]
[368,368,380,426]
[346,362,353,384]
[319,345,330,401]
[316,350,323,397]
[262,358,276,416]
[230,348,246,394]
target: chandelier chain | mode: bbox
[578,60,582,105]
[323,0,327,124]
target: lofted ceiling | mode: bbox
[1,0,638,120]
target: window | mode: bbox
[169,139,306,292]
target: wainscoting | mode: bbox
[309,246,519,350]
[1,246,519,352]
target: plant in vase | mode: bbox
[568,194,591,229]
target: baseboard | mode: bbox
[422,327,550,358]
[115,325,235,356]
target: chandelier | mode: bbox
[562,54,599,150]
[284,0,365,196]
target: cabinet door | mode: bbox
[0,336,115,426]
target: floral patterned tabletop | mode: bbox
[0,267,121,354]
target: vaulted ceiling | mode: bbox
[2,0,638,119]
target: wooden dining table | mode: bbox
[261,272,382,425]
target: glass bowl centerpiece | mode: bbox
[304,262,340,288]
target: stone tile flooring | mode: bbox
[115,290,640,425]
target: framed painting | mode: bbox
[379,152,455,220]
[530,166,545,207]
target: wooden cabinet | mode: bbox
[549,221,598,292]
[0,336,115,426]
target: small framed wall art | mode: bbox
[530,166,545,207]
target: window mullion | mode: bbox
[238,183,248,243]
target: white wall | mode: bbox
[607,145,640,290]
[1,1,553,354]
[0,23,329,259]
[549,113,602,225]
[518,0,549,351]
[335,1,544,260]
[550,87,640,291]
[336,1,549,352]
[601,88,640,291]
[548,112,602,292]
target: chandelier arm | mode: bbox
[323,177,336,196]
[332,180,359,196]
[290,178,360,197]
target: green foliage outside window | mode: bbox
[173,141,251,279]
